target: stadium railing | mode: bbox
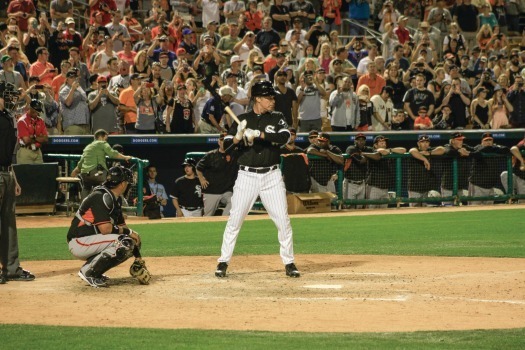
[45,154,150,214]
[186,152,519,210]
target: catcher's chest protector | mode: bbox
[281,154,311,193]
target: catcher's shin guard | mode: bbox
[83,236,135,278]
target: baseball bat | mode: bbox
[200,78,247,146]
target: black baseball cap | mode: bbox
[374,135,388,143]
[482,132,493,141]
[418,134,430,142]
[355,133,366,140]
[451,132,466,140]
[317,132,330,142]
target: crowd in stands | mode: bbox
[3,0,525,136]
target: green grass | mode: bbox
[8,209,525,349]
[19,209,525,261]
[0,325,524,350]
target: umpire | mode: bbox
[215,80,300,279]
[0,82,35,283]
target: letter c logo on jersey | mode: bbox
[265,125,276,133]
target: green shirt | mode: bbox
[77,140,120,173]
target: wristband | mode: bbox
[112,225,120,234]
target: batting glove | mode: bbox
[234,119,248,141]
[244,128,261,144]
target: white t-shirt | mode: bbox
[370,94,393,131]
[202,0,221,27]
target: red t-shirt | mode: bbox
[7,0,36,32]
[17,114,48,148]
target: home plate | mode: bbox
[303,284,343,289]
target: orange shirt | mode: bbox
[29,61,57,86]
[119,86,137,123]
[51,75,66,100]
[357,74,386,97]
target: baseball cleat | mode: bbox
[78,270,108,288]
[0,273,6,284]
[285,263,300,278]
[7,269,35,281]
[215,262,228,278]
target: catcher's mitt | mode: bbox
[129,259,151,285]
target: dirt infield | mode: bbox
[4,206,525,333]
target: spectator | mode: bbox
[217,23,241,70]
[452,0,479,50]
[69,47,90,91]
[357,61,386,97]
[29,47,57,86]
[356,84,373,130]
[478,3,498,30]
[393,15,410,44]
[289,0,316,30]
[133,28,154,53]
[488,85,512,129]
[199,86,234,134]
[130,50,151,78]
[356,44,377,77]
[413,105,434,130]
[441,77,471,129]
[234,32,264,66]
[329,76,359,131]
[507,76,525,128]
[0,55,26,90]
[385,62,406,109]
[88,75,120,133]
[122,8,142,43]
[133,82,157,134]
[118,73,140,134]
[50,0,74,28]
[7,0,36,33]
[297,70,327,132]
[59,69,91,135]
[271,0,291,35]
[274,70,299,128]
[370,85,394,131]
[403,73,435,129]
[50,60,71,100]
[224,0,246,25]
[92,36,118,76]
[470,87,492,129]
[89,0,117,26]
[165,84,195,134]
[255,17,281,56]
[117,39,136,67]
[23,17,46,64]
[348,0,370,36]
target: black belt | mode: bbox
[0,165,12,172]
[347,179,364,185]
[181,206,202,211]
[240,165,278,174]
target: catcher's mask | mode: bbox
[0,81,20,111]
[104,165,134,189]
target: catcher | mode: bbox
[67,165,151,288]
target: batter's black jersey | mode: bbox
[408,147,439,193]
[170,176,203,208]
[66,187,125,242]
[196,149,238,194]
[469,144,509,189]
[307,144,342,186]
[344,145,374,181]
[227,110,291,167]
[441,144,478,190]
[0,109,16,166]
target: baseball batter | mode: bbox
[215,80,300,278]
[67,165,150,288]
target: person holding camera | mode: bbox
[7,0,36,33]
[507,76,525,128]
[427,0,452,34]
[472,68,497,100]
[88,75,120,133]
[297,70,328,132]
[105,10,129,53]
[89,0,117,26]
[305,17,330,55]
[29,47,57,86]
[59,69,91,135]
[50,0,74,28]
[441,77,471,129]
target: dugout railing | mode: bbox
[45,154,149,214]
[186,152,518,210]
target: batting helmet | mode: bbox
[251,80,276,97]
[182,158,196,168]
[104,166,134,188]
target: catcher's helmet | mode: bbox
[0,81,20,111]
[251,80,276,97]
[182,158,196,168]
[104,165,134,188]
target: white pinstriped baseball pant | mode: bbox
[218,168,295,265]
